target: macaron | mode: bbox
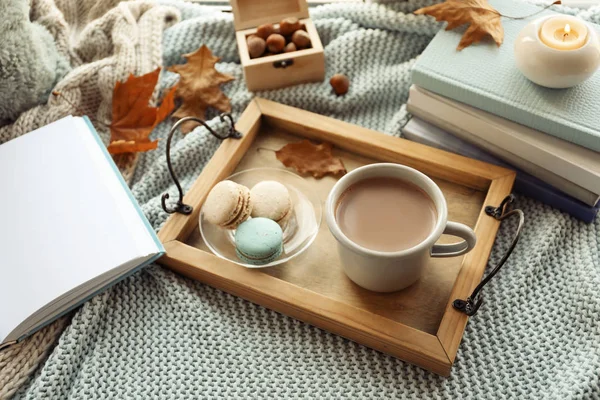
[203,180,252,229]
[250,181,293,227]
[235,218,283,265]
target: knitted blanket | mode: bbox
[2,0,600,399]
[0,0,69,124]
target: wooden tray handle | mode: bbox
[453,194,525,316]
[161,114,242,215]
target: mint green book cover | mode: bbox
[412,0,600,152]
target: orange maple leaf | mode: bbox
[275,140,347,179]
[415,0,504,50]
[108,68,176,155]
[169,45,235,133]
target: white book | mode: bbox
[0,116,164,349]
[407,85,600,207]
[407,85,600,193]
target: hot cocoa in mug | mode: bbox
[326,163,477,292]
[335,177,437,253]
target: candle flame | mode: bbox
[565,23,571,34]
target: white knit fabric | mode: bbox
[0,0,181,146]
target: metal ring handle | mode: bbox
[161,114,242,215]
[453,194,525,316]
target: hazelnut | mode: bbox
[292,30,311,49]
[266,33,285,53]
[279,17,301,36]
[284,42,297,53]
[256,23,275,39]
[330,74,350,96]
[247,35,266,59]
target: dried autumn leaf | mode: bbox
[275,140,347,179]
[170,45,235,133]
[108,68,176,155]
[415,0,503,50]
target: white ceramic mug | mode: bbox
[326,163,477,293]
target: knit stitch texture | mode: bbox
[3,0,600,399]
[0,0,69,124]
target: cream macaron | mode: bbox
[203,180,252,229]
[250,181,292,227]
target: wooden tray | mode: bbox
[158,98,516,376]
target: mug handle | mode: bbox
[431,221,476,258]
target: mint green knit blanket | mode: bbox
[14,1,600,399]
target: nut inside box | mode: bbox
[231,0,325,91]
[246,23,312,59]
[158,98,516,376]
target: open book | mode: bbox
[0,116,164,349]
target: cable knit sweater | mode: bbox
[0,0,69,124]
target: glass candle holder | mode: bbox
[514,15,600,89]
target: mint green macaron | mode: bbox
[235,218,283,265]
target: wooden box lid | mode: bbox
[230,0,310,30]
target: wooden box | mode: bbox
[231,0,325,91]
[158,99,516,376]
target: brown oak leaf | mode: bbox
[275,140,347,179]
[108,68,176,155]
[169,45,235,133]
[415,0,504,50]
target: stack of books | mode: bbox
[406,0,600,223]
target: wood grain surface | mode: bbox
[230,0,310,31]
[159,98,516,375]
[236,19,325,91]
[185,127,486,335]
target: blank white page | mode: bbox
[0,116,162,342]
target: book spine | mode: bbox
[411,67,600,153]
[406,91,600,206]
[411,87,600,192]
[512,179,599,223]
[402,118,599,223]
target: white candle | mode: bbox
[514,16,600,88]
[540,16,588,50]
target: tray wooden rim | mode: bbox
[158,98,516,376]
